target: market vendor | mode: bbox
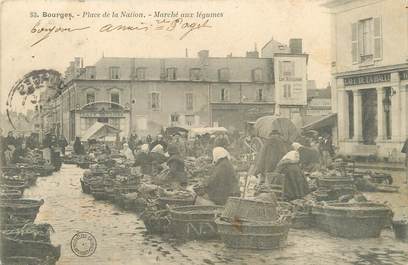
[150,144,168,176]
[73,137,85,155]
[150,134,168,152]
[249,130,289,185]
[204,147,240,205]
[134,144,152,175]
[272,150,310,201]
[165,144,188,186]
[121,143,135,161]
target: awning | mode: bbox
[82,122,121,141]
[302,113,337,131]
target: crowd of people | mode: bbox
[1,125,337,206]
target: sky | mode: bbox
[0,0,331,113]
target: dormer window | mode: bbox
[167,68,177,80]
[110,67,120,80]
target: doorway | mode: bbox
[361,89,378,145]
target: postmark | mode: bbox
[70,231,97,257]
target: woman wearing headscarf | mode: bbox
[73,137,85,155]
[134,144,152,175]
[273,150,310,201]
[121,143,134,161]
[204,147,240,205]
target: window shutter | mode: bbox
[351,22,359,63]
[225,88,229,101]
[290,62,295,76]
[373,17,382,60]
[147,93,151,109]
[158,93,161,111]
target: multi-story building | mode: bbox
[324,0,408,160]
[49,39,310,141]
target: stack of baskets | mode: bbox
[215,197,291,249]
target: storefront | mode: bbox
[75,101,130,139]
[336,71,408,160]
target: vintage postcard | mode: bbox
[0,0,407,264]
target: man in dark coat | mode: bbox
[205,147,240,205]
[250,130,289,184]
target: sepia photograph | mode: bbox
[0,0,407,264]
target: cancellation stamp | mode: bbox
[70,232,97,257]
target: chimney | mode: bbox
[198,50,209,59]
[289,39,303,54]
[246,51,259,58]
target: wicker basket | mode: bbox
[141,209,170,234]
[312,202,392,238]
[169,205,223,240]
[0,199,44,229]
[158,196,195,209]
[215,217,290,249]
[392,220,408,242]
[222,197,278,222]
[317,177,354,188]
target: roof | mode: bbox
[82,122,120,141]
[302,113,337,131]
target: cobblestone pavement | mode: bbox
[23,164,408,265]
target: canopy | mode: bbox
[253,116,300,143]
[301,113,337,131]
[82,122,121,141]
[189,127,227,138]
[165,126,189,136]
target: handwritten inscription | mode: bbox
[30,17,212,46]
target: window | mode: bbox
[109,118,120,129]
[347,91,354,139]
[190,68,201,81]
[150,92,160,110]
[283,84,291,98]
[97,117,108,123]
[110,92,120,109]
[110,67,120,80]
[185,115,195,126]
[280,61,295,78]
[167,68,177,80]
[170,113,179,123]
[86,91,95,104]
[252,69,263,82]
[87,67,96,79]
[218,68,230,82]
[220,88,229,101]
[257,88,263,101]
[352,17,382,64]
[136,68,146,80]
[186,93,193,110]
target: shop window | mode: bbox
[167,68,177,80]
[110,67,120,80]
[190,68,201,81]
[97,117,108,123]
[85,118,96,129]
[252,68,263,82]
[218,68,230,82]
[283,84,291,98]
[186,93,193,110]
[86,91,95,104]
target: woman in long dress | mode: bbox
[273,150,310,201]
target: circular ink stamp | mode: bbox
[70,231,97,257]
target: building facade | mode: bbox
[48,39,310,141]
[324,0,408,160]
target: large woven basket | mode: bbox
[215,217,290,249]
[222,197,278,222]
[312,202,392,238]
[169,205,223,240]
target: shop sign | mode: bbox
[344,73,390,86]
[80,111,124,118]
[399,70,408,80]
